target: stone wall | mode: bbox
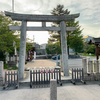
[7,61,17,67]
[82,58,100,81]
[84,73,100,81]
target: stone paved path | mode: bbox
[20,59,56,82]
[25,59,56,68]
[0,84,100,100]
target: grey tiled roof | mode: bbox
[92,38,100,42]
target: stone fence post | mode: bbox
[50,79,57,100]
[60,55,63,72]
[82,58,87,74]
[96,60,99,73]
[0,61,3,85]
[89,60,93,73]
[82,58,90,73]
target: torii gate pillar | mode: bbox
[60,21,69,76]
[18,20,27,79]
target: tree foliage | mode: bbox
[46,42,61,55]
[0,12,20,61]
[0,12,34,61]
[26,38,34,53]
[48,4,84,54]
[69,36,84,54]
[83,42,95,54]
[86,45,95,54]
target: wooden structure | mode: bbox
[71,68,86,84]
[26,50,33,61]
[30,68,62,88]
[89,38,100,60]
[5,11,80,79]
[3,71,19,89]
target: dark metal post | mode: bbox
[36,70,37,84]
[14,71,15,85]
[8,72,10,86]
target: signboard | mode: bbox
[50,69,54,73]
[34,51,36,59]
[40,70,44,74]
[45,69,49,73]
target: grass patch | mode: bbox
[7,68,12,70]
[12,66,18,70]
[4,64,9,69]
[81,53,95,57]
[79,53,100,57]
[4,64,18,70]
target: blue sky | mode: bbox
[0,0,100,44]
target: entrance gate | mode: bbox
[71,68,86,84]
[30,68,61,88]
[5,11,80,79]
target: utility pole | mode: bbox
[12,0,14,13]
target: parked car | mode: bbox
[52,55,61,60]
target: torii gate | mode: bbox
[5,11,80,79]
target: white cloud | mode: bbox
[0,0,100,44]
[27,31,49,44]
[80,23,100,37]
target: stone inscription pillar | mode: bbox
[0,61,3,85]
[89,60,93,73]
[50,79,57,100]
[18,20,27,79]
[82,58,87,74]
[96,60,99,73]
[60,21,69,76]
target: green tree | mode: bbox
[48,4,70,45]
[26,41,34,53]
[0,12,20,61]
[86,45,95,54]
[0,12,34,62]
[46,42,61,55]
[83,41,90,53]
[48,4,83,55]
[69,36,84,54]
[83,42,95,54]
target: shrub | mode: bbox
[86,45,95,54]
[4,64,9,69]
[12,66,18,70]
[25,61,27,64]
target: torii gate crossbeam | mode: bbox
[5,11,80,79]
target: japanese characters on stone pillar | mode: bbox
[89,60,93,73]
[96,60,99,73]
[50,79,57,100]
[82,58,87,74]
